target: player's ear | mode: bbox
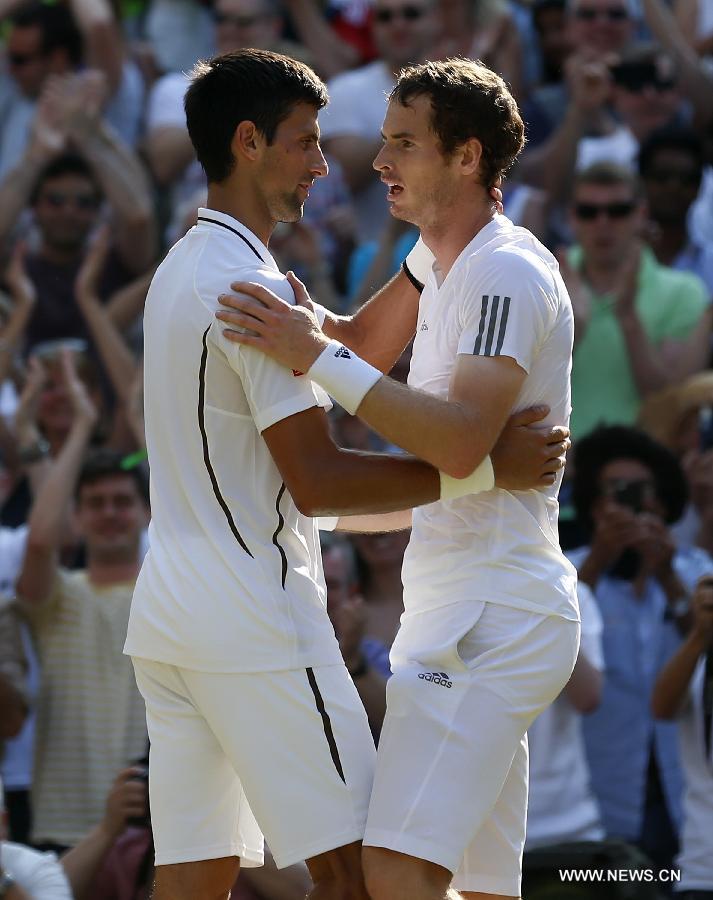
[232,120,262,162]
[459,137,483,178]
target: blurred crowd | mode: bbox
[1,0,713,897]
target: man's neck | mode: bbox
[39,243,83,266]
[86,558,141,587]
[206,181,274,247]
[421,198,496,278]
[649,220,689,267]
[582,251,638,294]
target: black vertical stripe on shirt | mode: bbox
[473,295,511,357]
[483,295,501,356]
[197,216,264,262]
[198,325,253,558]
[306,667,346,784]
[272,483,288,589]
[472,295,490,355]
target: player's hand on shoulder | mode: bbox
[491,405,570,491]
[217,271,328,372]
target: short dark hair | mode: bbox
[389,58,525,189]
[638,127,704,178]
[31,153,101,206]
[11,2,83,67]
[77,449,149,505]
[184,49,329,183]
[573,160,643,200]
[572,425,688,536]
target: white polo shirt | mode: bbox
[124,209,342,673]
[400,216,579,623]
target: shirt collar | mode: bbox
[195,208,276,269]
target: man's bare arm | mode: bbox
[319,269,420,373]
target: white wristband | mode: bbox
[307,340,382,415]
[439,456,494,501]
[318,516,339,532]
[404,237,435,287]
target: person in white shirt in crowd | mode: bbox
[217,56,579,900]
[652,577,713,900]
[0,776,72,900]
[525,581,605,851]
[129,49,569,900]
[318,0,440,242]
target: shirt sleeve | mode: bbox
[212,269,330,433]
[577,582,605,672]
[456,252,554,373]
[657,272,709,341]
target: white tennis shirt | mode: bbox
[401,215,579,622]
[124,209,342,673]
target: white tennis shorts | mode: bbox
[363,600,580,897]
[132,659,376,869]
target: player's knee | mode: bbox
[363,846,450,900]
[153,857,239,899]
[307,843,369,900]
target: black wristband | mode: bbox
[402,259,424,293]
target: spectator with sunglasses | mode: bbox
[652,576,713,900]
[639,127,713,299]
[0,67,156,360]
[318,0,440,242]
[570,425,713,873]
[561,162,709,440]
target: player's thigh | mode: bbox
[184,663,376,869]
[132,657,263,868]
[451,735,528,898]
[364,606,578,876]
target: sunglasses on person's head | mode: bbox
[43,191,98,211]
[374,5,427,24]
[611,62,675,93]
[213,9,269,27]
[574,5,628,22]
[573,201,636,220]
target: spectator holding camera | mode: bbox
[570,425,713,870]
[15,351,147,851]
[652,576,713,899]
[562,162,709,440]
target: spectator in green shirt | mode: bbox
[560,161,710,440]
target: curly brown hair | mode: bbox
[390,58,525,189]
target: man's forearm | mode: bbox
[355,377,491,478]
[75,123,156,267]
[651,631,705,719]
[617,312,669,395]
[26,418,94,547]
[292,448,440,517]
[283,0,358,79]
[322,270,419,373]
[0,151,50,249]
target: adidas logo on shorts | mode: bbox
[420,320,429,332]
[418,671,452,688]
[334,346,351,359]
